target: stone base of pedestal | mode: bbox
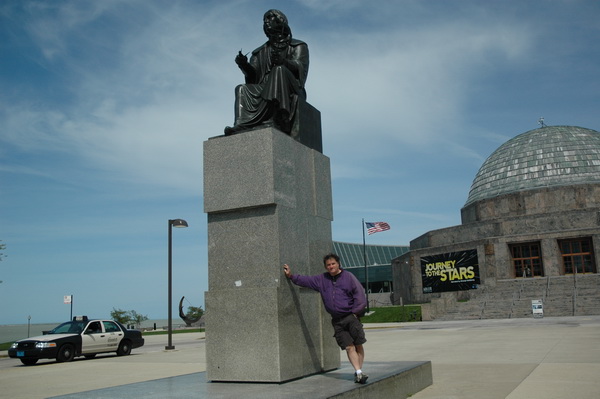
[203,128,339,382]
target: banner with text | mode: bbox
[421,249,480,293]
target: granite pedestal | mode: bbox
[203,128,339,382]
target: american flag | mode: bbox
[365,221,391,235]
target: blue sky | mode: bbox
[1,0,599,324]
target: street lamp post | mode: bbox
[166,218,188,350]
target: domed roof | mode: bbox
[465,126,600,206]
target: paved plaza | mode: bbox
[1,315,599,398]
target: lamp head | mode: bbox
[169,219,188,228]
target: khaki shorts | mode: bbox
[331,314,366,350]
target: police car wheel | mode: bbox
[117,340,131,356]
[56,344,75,362]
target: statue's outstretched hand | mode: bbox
[235,50,248,66]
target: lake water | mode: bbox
[0,319,178,343]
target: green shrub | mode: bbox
[362,306,421,323]
[0,341,13,351]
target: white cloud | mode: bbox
[305,19,535,181]
[3,2,537,190]
[1,2,265,193]
[315,22,533,137]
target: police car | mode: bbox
[8,316,145,365]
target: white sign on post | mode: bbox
[532,299,543,318]
[64,295,72,304]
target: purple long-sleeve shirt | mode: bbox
[290,269,367,318]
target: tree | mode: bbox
[186,306,204,321]
[110,308,129,324]
[110,308,149,328]
[128,310,149,328]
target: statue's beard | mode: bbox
[268,32,290,50]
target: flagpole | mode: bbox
[362,219,369,313]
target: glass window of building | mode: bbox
[559,238,596,274]
[509,242,543,277]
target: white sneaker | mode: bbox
[354,372,368,384]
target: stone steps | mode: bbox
[433,274,600,320]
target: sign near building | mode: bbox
[532,299,543,318]
[421,249,480,293]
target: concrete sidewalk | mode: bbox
[1,316,599,398]
[369,316,600,398]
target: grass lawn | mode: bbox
[142,328,204,336]
[362,305,422,323]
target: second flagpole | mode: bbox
[362,218,369,313]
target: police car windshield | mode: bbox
[50,321,86,334]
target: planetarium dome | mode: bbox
[464,125,600,207]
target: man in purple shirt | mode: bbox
[283,253,369,384]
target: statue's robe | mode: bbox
[231,39,309,133]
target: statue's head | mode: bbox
[263,9,291,39]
